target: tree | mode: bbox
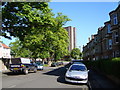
[9,39,31,58]
[70,48,82,59]
[2,2,53,40]
[50,13,70,61]
[2,2,71,60]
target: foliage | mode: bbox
[70,48,82,59]
[2,2,71,60]
[112,57,120,61]
[82,58,120,79]
[2,2,52,40]
[63,55,71,61]
[0,41,3,43]
[9,39,31,58]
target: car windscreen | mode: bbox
[69,65,87,71]
[36,62,41,65]
[11,58,21,64]
[73,62,83,64]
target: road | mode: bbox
[2,64,119,90]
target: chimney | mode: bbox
[91,35,94,40]
[98,27,103,31]
[88,37,90,42]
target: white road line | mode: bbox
[9,85,16,88]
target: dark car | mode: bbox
[9,58,37,75]
[57,62,63,66]
[70,60,83,65]
[51,61,64,67]
[51,62,58,67]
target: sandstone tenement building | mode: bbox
[83,4,120,61]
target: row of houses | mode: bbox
[0,42,11,58]
[83,4,120,61]
[0,42,11,71]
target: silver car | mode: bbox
[65,64,89,84]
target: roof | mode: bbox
[1,43,10,49]
[109,4,120,15]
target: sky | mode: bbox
[1,2,119,51]
[49,2,118,50]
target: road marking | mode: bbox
[9,85,16,88]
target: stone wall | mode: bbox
[0,58,9,72]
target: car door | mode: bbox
[29,63,36,70]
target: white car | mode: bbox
[36,61,43,70]
[65,64,89,84]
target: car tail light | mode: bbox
[21,65,25,68]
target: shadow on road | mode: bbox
[3,71,36,76]
[43,64,89,87]
[43,63,71,76]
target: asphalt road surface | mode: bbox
[2,64,119,90]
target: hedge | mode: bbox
[82,58,120,79]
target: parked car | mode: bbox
[51,62,58,67]
[65,64,89,84]
[70,60,83,65]
[36,61,43,70]
[57,62,64,66]
[51,62,63,67]
[9,58,37,75]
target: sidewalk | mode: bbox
[92,69,120,87]
[1,69,10,73]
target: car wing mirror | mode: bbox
[66,68,68,70]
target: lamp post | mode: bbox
[79,46,81,52]
[78,46,81,59]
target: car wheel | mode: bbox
[23,69,28,75]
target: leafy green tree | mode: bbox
[2,2,52,40]
[2,2,71,60]
[9,39,31,58]
[50,13,70,61]
[71,48,81,59]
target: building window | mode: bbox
[106,40,109,50]
[115,51,120,57]
[107,24,111,33]
[113,51,115,58]
[113,31,119,44]
[113,51,120,57]
[109,39,112,49]
[115,31,119,43]
[113,14,118,25]
[115,37,119,43]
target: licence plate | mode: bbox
[13,68,19,70]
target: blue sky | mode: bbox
[49,2,118,50]
[1,2,119,51]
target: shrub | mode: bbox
[82,58,120,79]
